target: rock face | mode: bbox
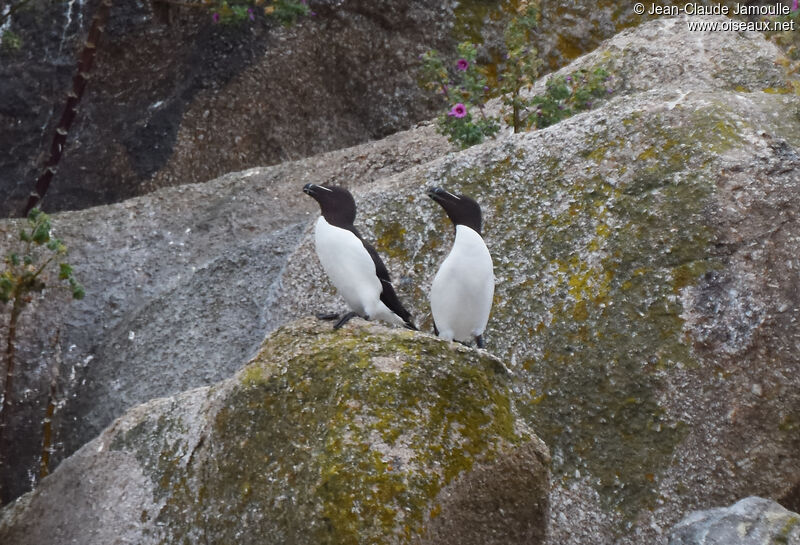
[1,15,800,545]
[2,0,741,218]
[668,497,800,545]
[0,122,453,503]
[0,319,551,545]
[0,0,455,217]
[264,16,800,545]
[533,0,745,71]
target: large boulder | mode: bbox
[0,122,451,503]
[266,16,800,545]
[668,497,800,545]
[0,319,550,545]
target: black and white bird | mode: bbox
[303,183,417,331]
[427,187,494,348]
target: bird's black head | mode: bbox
[303,183,357,228]
[427,187,482,235]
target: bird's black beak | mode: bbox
[303,183,317,196]
[428,186,457,205]
[427,186,445,202]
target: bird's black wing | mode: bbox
[350,227,417,330]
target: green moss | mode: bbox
[217,327,521,543]
[555,34,586,63]
[373,219,409,261]
[114,323,524,544]
[763,86,793,95]
[750,94,800,145]
[363,100,754,530]
[452,0,522,48]
[777,515,800,544]
[636,147,657,161]
[502,113,730,521]
[110,411,192,502]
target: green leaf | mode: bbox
[0,275,13,303]
[59,263,73,280]
[71,282,85,300]
[10,253,20,266]
[273,0,310,25]
[231,4,248,19]
[32,222,50,244]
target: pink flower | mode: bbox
[212,12,220,22]
[793,0,799,11]
[448,103,467,118]
[456,58,469,71]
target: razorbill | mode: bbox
[427,187,494,348]
[303,183,417,331]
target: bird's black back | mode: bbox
[350,226,417,331]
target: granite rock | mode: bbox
[0,319,550,545]
[669,497,800,545]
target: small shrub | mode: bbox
[1,208,84,305]
[0,208,84,503]
[420,42,499,148]
[529,67,614,129]
[498,1,541,132]
[418,0,614,146]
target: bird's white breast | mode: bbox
[429,224,494,343]
[314,216,383,317]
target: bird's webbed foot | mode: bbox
[333,311,359,330]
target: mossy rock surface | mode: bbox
[0,319,549,545]
[268,18,800,544]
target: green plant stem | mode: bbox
[0,293,23,504]
[39,329,61,479]
[440,83,451,101]
[477,102,489,122]
[31,256,55,283]
[512,88,521,133]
